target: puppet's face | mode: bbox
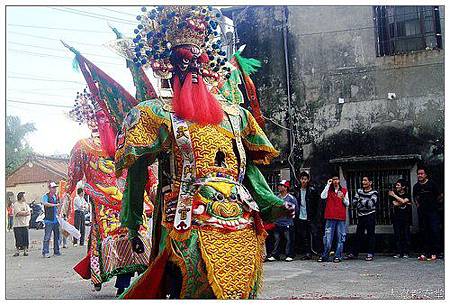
[191,181,253,230]
[170,45,204,84]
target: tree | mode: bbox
[5,116,36,176]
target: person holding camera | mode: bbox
[345,176,378,261]
[389,179,412,259]
[318,175,349,263]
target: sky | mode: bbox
[6,6,151,156]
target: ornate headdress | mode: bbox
[129,6,231,84]
[68,88,98,131]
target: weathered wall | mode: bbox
[231,6,290,162]
[230,5,444,181]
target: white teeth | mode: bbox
[238,218,248,224]
[193,205,205,215]
[217,219,224,225]
[226,221,233,226]
[233,220,239,226]
[207,217,218,223]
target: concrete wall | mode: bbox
[231,6,290,160]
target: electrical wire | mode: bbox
[8,86,77,92]
[261,114,291,131]
[100,7,140,17]
[51,7,136,25]
[7,99,72,108]
[8,41,119,59]
[8,31,102,47]
[8,89,74,98]
[8,48,123,66]
[7,103,68,115]
[8,75,85,84]
[7,24,111,34]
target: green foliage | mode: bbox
[5,116,36,176]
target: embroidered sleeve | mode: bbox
[120,156,149,238]
[115,100,171,175]
[240,108,279,165]
[244,162,285,223]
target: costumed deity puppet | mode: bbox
[67,89,155,295]
[114,6,295,299]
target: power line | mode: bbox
[8,41,119,59]
[8,86,79,92]
[8,89,74,98]
[7,23,112,34]
[8,75,85,84]
[8,31,102,47]
[8,48,123,66]
[7,104,67,116]
[7,99,72,108]
[100,7,139,17]
[65,7,137,24]
[51,7,136,25]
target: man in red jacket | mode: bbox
[317,175,349,263]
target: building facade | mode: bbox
[6,155,68,203]
[223,6,444,240]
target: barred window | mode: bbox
[374,6,442,56]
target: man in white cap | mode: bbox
[41,181,62,258]
[267,180,298,262]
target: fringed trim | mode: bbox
[242,140,280,165]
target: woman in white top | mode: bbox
[12,192,31,256]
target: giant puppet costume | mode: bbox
[67,90,155,291]
[113,6,294,299]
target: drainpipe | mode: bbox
[282,6,295,183]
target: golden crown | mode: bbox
[130,5,230,82]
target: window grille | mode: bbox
[373,6,442,56]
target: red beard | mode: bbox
[172,72,223,125]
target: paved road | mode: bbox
[5,229,444,299]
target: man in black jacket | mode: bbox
[295,171,321,259]
[413,167,443,261]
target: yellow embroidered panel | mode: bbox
[189,124,239,179]
[198,227,262,299]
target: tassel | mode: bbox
[234,51,262,76]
